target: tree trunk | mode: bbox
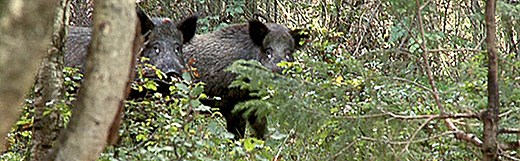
[45,1,139,160]
[482,0,499,160]
[30,0,71,160]
[0,0,57,153]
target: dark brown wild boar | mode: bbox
[183,19,308,139]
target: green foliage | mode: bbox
[1,67,81,160]
[3,1,520,160]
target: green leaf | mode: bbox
[190,99,201,108]
[136,134,146,141]
[243,138,256,152]
[270,131,288,140]
[182,72,192,82]
[175,83,189,92]
[155,69,164,80]
[243,138,264,152]
[190,86,204,97]
[144,81,157,91]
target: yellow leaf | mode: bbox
[335,75,344,84]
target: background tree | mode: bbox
[29,0,71,160]
[45,0,140,160]
[0,0,57,153]
[483,0,499,160]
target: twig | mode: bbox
[415,0,445,114]
[383,110,479,120]
[499,128,520,134]
[501,153,520,161]
[419,0,433,10]
[400,117,435,154]
[329,139,359,160]
[427,48,482,53]
[274,129,295,161]
[390,77,434,94]
[301,106,480,120]
[360,131,458,145]
[499,109,514,118]
[353,2,381,55]
[500,141,520,151]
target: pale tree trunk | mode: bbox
[0,0,57,153]
[45,0,139,160]
[30,0,71,160]
[482,0,499,160]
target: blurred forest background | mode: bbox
[1,0,520,160]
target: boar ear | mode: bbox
[290,29,309,48]
[136,6,155,36]
[177,15,198,44]
[248,19,269,47]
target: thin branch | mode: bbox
[415,0,483,148]
[382,110,479,120]
[390,76,434,94]
[415,0,444,114]
[500,141,520,151]
[419,0,432,10]
[339,113,388,119]
[499,128,520,134]
[274,129,294,161]
[329,138,359,160]
[360,131,458,145]
[501,154,520,161]
[427,48,482,53]
[400,116,435,154]
[499,110,514,118]
[353,1,381,55]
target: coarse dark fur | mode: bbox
[65,8,197,98]
[65,8,197,78]
[183,20,308,139]
[64,7,197,145]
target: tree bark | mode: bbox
[46,1,138,160]
[30,0,71,160]
[0,0,57,153]
[482,0,499,160]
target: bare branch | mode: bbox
[382,110,479,120]
[414,0,484,149]
[329,139,359,160]
[500,141,520,151]
[390,77,434,94]
[400,117,435,154]
[360,131,458,145]
[499,128,520,134]
[501,154,520,161]
[352,1,381,56]
[427,48,482,53]
[414,0,444,114]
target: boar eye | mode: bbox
[285,55,293,61]
[174,44,181,55]
[285,51,293,61]
[153,44,161,54]
[266,48,273,59]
